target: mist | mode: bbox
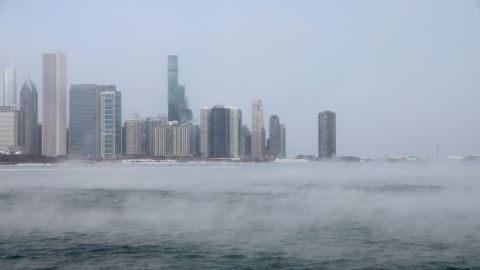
[1,162,479,268]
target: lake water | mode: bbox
[0,162,479,269]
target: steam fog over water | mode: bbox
[0,162,479,269]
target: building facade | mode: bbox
[100,88,122,159]
[268,115,281,159]
[3,68,16,109]
[0,106,18,152]
[251,99,265,160]
[42,52,67,157]
[125,114,145,156]
[318,111,336,159]
[18,79,39,156]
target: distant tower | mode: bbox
[3,68,17,109]
[200,106,211,157]
[318,111,336,159]
[42,52,67,157]
[251,99,265,160]
[18,78,39,156]
[268,115,281,159]
[167,55,192,123]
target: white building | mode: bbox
[42,52,67,157]
[3,68,17,109]
[0,106,18,152]
[153,122,194,157]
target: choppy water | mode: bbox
[0,162,480,269]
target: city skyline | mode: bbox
[1,1,480,157]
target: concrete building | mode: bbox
[125,114,145,156]
[318,111,336,159]
[153,121,195,157]
[145,116,167,156]
[168,55,192,124]
[268,115,281,159]
[251,99,265,160]
[0,106,18,152]
[42,52,67,157]
[18,79,39,156]
[3,68,16,109]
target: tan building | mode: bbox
[0,106,18,152]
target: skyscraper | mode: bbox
[69,84,101,158]
[268,115,281,159]
[199,105,242,158]
[318,111,336,159]
[167,55,192,123]
[100,87,122,159]
[3,68,16,109]
[228,106,242,158]
[18,79,39,156]
[251,99,265,160]
[42,52,67,157]
[241,125,251,158]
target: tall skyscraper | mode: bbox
[251,99,265,160]
[3,68,17,109]
[268,115,281,159]
[199,105,242,158]
[0,106,18,152]
[42,52,67,157]
[228,106,242,158]
[69,84,101,158]
[167,55,192,123]
[100,87,122,159]
[280,124,286,158]
[18,79,39,156]
[318,111,336,159]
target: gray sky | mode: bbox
[1,0,479,158]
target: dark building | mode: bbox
[318,111,336,159]
[18,79,39,156]
[268,115,281,159]
[241,125,251,157]
[167,55,192,124]
[210,106,230,158]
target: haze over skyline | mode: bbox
[1,0,480,158]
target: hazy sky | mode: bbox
[1,0,479,158]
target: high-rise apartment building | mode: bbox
[200,106,211,157]
[268,115,281,159]
[0,106,18,152]
[167,55,192,124]
[3,68,16,109]
[152,121,196,157]
[318,111,336,159]
[228,106,242,158]
[251,99,265,160]
[125,114,145,156]
[42,52,67,157]
[18,79,39,156]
